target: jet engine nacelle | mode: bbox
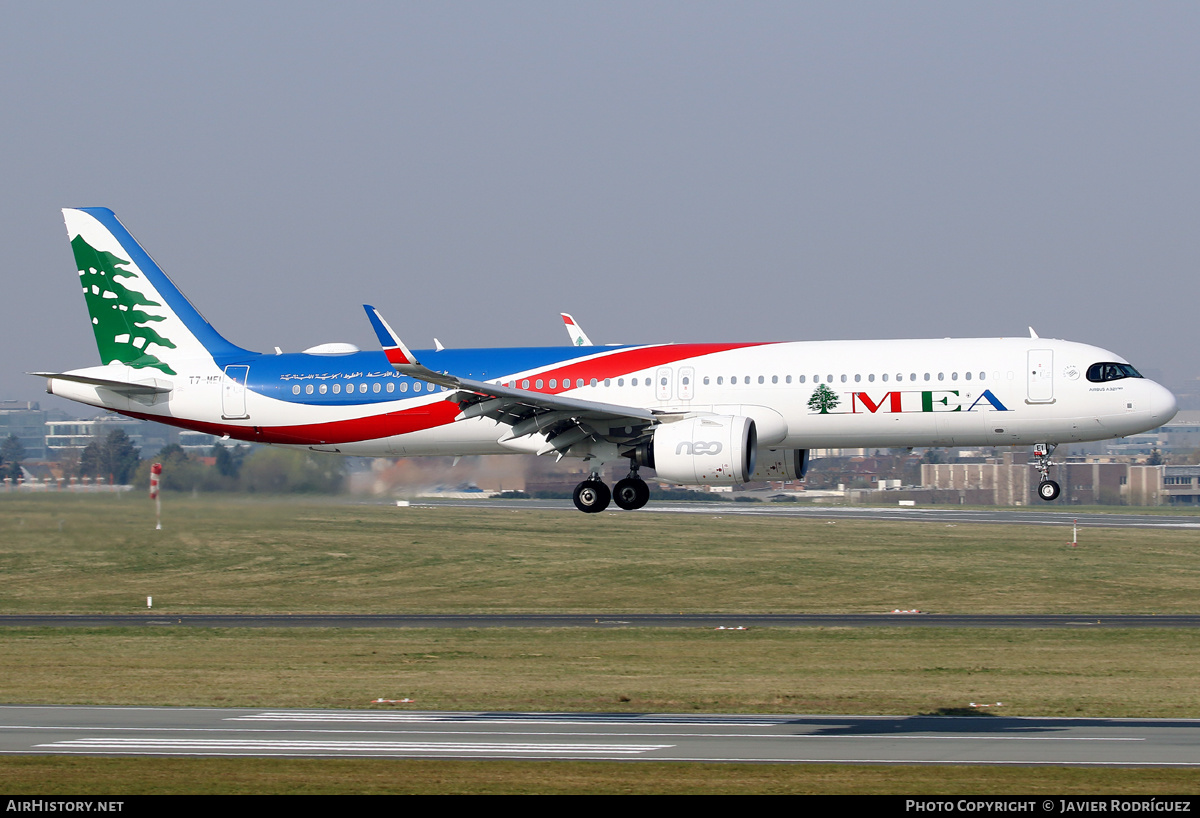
[749,448,809,482]
[635,415,757,485]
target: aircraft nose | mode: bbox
[1149,381,1179,424]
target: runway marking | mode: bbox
[0,724,1144,744]
[229,711,783,726]
[35,738,672,756]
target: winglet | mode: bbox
[1029,326,1039,339]
[364,305,420,367]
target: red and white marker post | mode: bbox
[150,463,162,530]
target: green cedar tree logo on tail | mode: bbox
[807,383,840,414]
[71,234,177,375]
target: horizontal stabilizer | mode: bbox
[30,371,173,397]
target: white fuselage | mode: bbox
[48,336,1178,459]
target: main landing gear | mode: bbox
[572,465,651,513]
[1033,443,1061,502]
[572,478,610,513]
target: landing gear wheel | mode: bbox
[1038,480,1061,502]
[573,480,611,513]
[613,477,650,511]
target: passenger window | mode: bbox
[305,384,314,394]
[535,379,543,389]
[320,384,328,394]
[399,382,407,392]
[373,383,381,393]
[292,385,300,395]
[386,382,394,392]
[333,384,341,394]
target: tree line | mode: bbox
[10,428,344,493]
[135,440,343,494]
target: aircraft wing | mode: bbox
[364,306,659,455]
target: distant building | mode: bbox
[1161,465,1200,505]
[922,455,1199,506]
[179,430,226,454]
[0,401,69,461]
[44,415,172,456]
[1159,411,1200,455]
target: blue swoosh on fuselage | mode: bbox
[239,346,643,406]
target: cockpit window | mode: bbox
[1087,362,1143,383]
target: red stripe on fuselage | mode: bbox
[121,401,461,446]
[500,342,767,391]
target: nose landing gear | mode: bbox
[1033,443,1061,502]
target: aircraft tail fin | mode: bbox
[561,313,593,346]
[63,207,250,376]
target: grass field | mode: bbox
[2,757,1199,795]
[2,494,1198,614]
[2,493,1200,793]
[4,626,1200,717]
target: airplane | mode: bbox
[36,207,1178,512]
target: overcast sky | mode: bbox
[4,2,1198,411]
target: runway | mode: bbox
[416,498,1200,530]
[2,705,1199,765]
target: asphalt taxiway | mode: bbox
[2,705,1198,765]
